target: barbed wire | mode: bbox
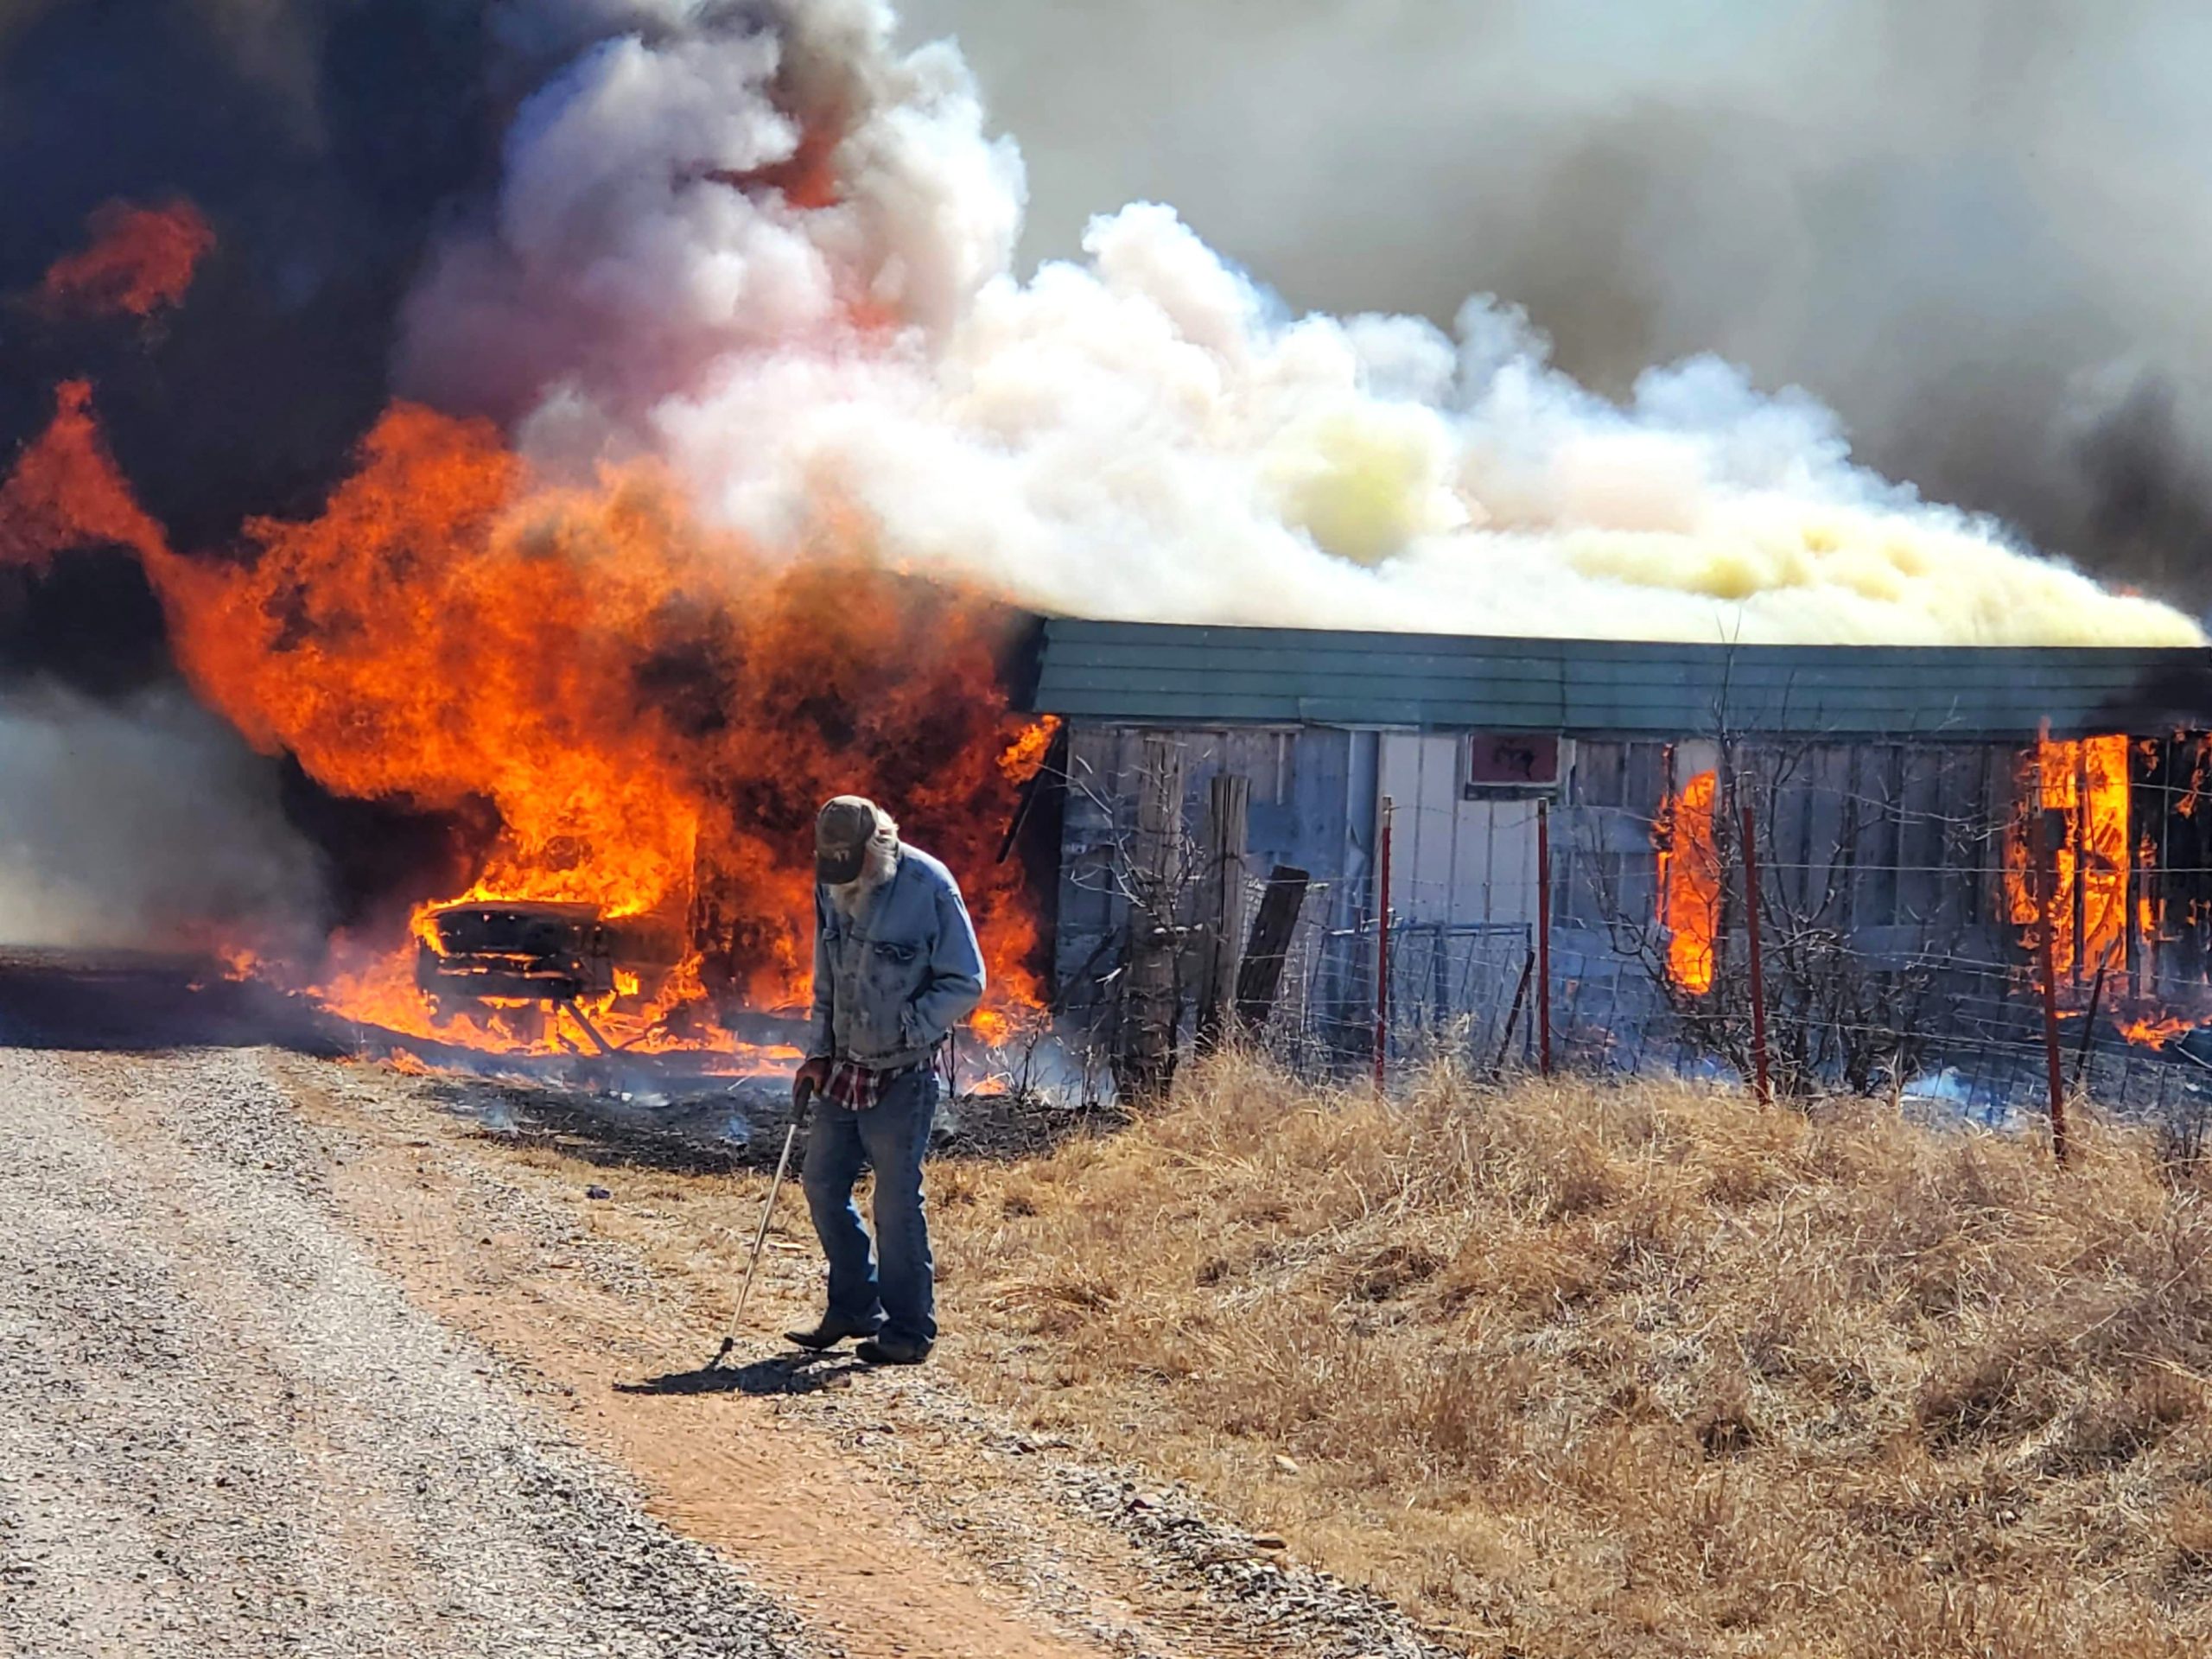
[1045,728,2212,1131]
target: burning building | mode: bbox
[4,1,2212,1088]
[1027,620,2212,1109]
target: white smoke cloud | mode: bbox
[399,0,2203,648]
[0,684,326,953]
[896,0,2212,607]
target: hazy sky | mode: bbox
[896,0,2212,605]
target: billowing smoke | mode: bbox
[2,0,2208,965]
[898,0,2212,610]
[5,0,2202,654]
[393,0,2198,645]
[0,686,324,953]
[0,0,499,545]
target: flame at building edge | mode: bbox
[2005,732,2212,1053]
[1652,730,2212,1055]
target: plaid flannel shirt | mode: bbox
[822,1058,905,1112]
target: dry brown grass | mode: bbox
[927,1053,2212,1656]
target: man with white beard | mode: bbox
[786,795,986,1365]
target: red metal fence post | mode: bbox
[1374,796,1394,1091]
[2036,810,2072,1166]
[1738,798,1773,1107]
[1537,798,1553,1077]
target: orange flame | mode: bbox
[1,381,1051,1056]
[998,715,1059,786]
[2005,734,2132,981]
[2120,1014,2192,1050]
[38,200,214,318]
[1996,734,2212,1052]
[0,381,169,572]
[1656,768,1721,995]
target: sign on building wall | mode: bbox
[1463,733,1562,798]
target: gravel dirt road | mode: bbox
[0,1046,807,1658]
[0,1044,1444,1659]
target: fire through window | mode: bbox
[1639,731,2212,1052]
[2004,734,2132,983]
[1656,767,1722,995]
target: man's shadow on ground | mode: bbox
[616,1347,867,1397]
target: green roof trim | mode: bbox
[1027,620,2212,739]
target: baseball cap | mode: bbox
[815,795,880,885]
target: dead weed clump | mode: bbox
[931,1051,2212,1657]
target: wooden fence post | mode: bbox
[2075,959,2107,1096]
[1118,734,1185,1101]
[1236,867,1313,1031]
[1196,772,1251,1052]
[1492,948,1535,1078]
[2072,742,2090,993]
[1374,796,1395,1090]
[2035,808,2072,1166]
[1739,798,1773,1107]
[1537,798,1553,1077]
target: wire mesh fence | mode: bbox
[1054,725,2212,1133]
[1244,908,1538,1080]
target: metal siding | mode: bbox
[1052,720,1372,1014]
[1377,733,1541,947]
[1031,619,2212,738]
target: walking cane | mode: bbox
[709,1078,812,1369]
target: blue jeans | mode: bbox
[799,1066,938,1344]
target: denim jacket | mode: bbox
[807,843,986,1070]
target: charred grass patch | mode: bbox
[929,1052,2212,1656]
